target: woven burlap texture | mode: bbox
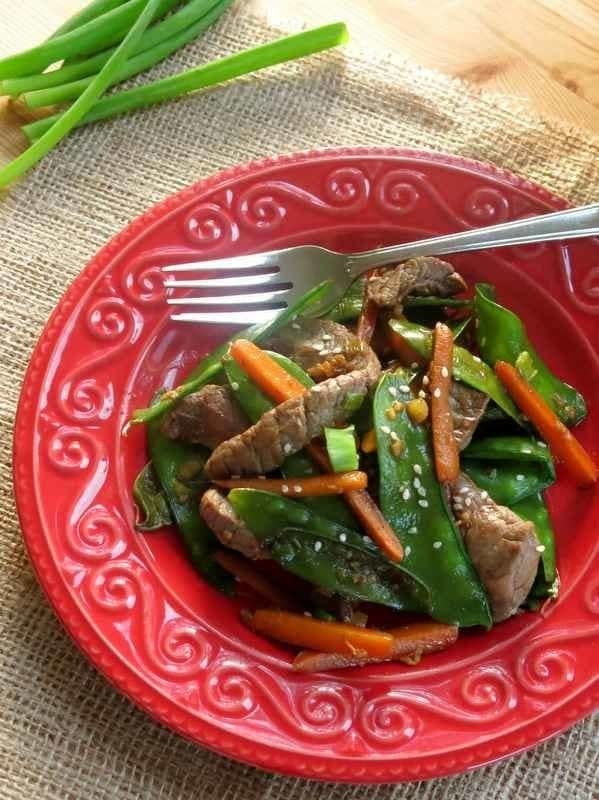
[1,8,598,799]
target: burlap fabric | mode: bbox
[1,7,598,798]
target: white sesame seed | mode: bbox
[339,533,347,543]
[433,541,442,549]
[402,488,411,501]
[413,464,422,475]
[538,441,548,448]
[433,387,441,399]
[314,541,322,552]
[322,334,332,341]
[413,477,421,488]
[408,526,417,534]
[536,544,546,553]
[522,448,532,454]
[481,491,489,500]
[313,342,323,351]
[230,381,239,391]
[400,384,411,393]
[516,474,525,481]
[283,442,293,454]
[303,611,312,617]
[418,499,429,508]
[465,497,472,507]
[363,535,371,543]
[418,390,426,399]
[390,431,399,441]
[441,366,449,378]
[404,545,412,557]
[417,486,427,497]
[422,375,430,386]
[281,484,289,494]
[293,485,303,494]
[473,355,482,363]
[380,425,391,435]
[411,362,419,369]
[388,386,398,397]
[460,487,469,494]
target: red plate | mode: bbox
[13,148,599,782]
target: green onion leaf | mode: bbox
[324,425,359,472]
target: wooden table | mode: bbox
[1,0,598,168]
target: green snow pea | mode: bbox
[462,436,555,505]
[132,280,333,424]
[228,489,430,612]
[146,407,232,592]
[375,369,492,628]
[222,352,357,528]
[511,493,558,602]
[133,462,173,530]
[474,284,586,426]
[389,317,522,424]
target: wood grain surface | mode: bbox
[1,0,598,169]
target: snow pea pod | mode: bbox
[228,489,430,612]
[474,284,586,426]
[511,493,558,602]
[375,369,492,628]
[222,352,357,529]
[147,411,232,592]
[462,436,555,505]
[388,317,521,424]
[133,462,173,530]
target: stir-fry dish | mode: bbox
[132,257,597,672]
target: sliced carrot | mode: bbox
[215,471,368,496]
[292,622,458,671]
[230,341,403,562]
[246,609,395,658]
[495,361,597,487]
[387,324,426,367]
[429,322,460,483]
[229,339,307,403]
[213,551,296,609]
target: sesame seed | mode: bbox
[516,474,525,481]
[339,533,347,543]
[538,441,548,448]
[441,366,449,378]
[433,541,442,549]
[402,488,411,501]
[380,425,391,435]
[322,334,332,341]
[404,546,412,557]
[411,362,419,369]
[418,390,426,399]
[390,430,399,441]
[417,486,427,497]
[433,387,441,399]
[281,484,289,494]
[283,442,293,454]
[413,464,422,475]
[522,448,532,454]
[291,322,301,330]
[460,487,469,494]
[303,611,312,617]
[400,384,410,393]
[473,355,482,363]
[465,497,472,507]
[422,375,430,386]
[388,386,398,397]
[413,477,421,489]
[418,499,429,508]
[314,541,322,552]
[536,544,546,553]
[363,535,371,543]
[408,526,417,534]
[293,485,303,494]
[481,491,489,500]
[230,381,239,391]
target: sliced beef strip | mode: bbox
[200,488,267,560]
[449,381,489,450]
[367,256,467,310]
[204,352,381,480]
[160,384,249,450]
[450,474,540,622]
[267,318,366,374]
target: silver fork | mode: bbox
[163,202,599,324]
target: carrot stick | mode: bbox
[246,609,395,658]
[229,339,307,403]
[292,622,458,671]
[213,550,297,609]
[215,471,368,495]
[429,322,460,482]
[231,341,403,562]
[495,361,597,487]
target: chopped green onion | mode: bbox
[23,22,350,140]
[0,0,162,188]
[324,425,359,473]
[24,0,233,109]
[0,0,178,79]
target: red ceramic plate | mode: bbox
[13,148,599,782]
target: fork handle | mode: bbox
[346,202,599,274]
